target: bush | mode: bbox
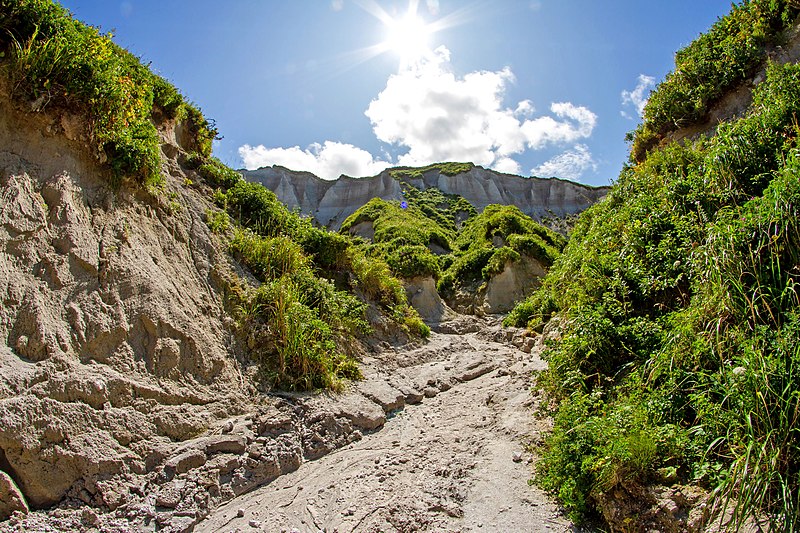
[439,205,564,293]
[632,0,799,160]
[387,244,441,279]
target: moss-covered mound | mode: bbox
[438,204,565,295]
[341,197,452,280]
[508,1,800,528]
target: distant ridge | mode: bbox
[242,164,609,229]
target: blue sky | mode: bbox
[58,0,734,186]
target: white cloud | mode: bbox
[520,102,597,149]
[239,46,598,181]
[531,144,597,181]
[239,141,390,180]
[364,46,596,171]
[492,157,522,175]
[621,74,656,118]
[331,0,344,11]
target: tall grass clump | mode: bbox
[515,19,800,527]
[0,0,217,187]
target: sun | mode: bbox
[342,0,468,71]
[384,11,432,62]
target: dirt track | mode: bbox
[198,320,575,533]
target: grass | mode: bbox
[341,198,453,280]
[631,0,799,161]
[202,168,429,390]
[439,204,565,294]
[388,162,474,180]
[515,31,800,527]
[0,0,217,187]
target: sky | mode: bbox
[58,0,736,187]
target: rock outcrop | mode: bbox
[0,82,253,519]
[244,165,609,230]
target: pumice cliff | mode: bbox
[243,164,609,230]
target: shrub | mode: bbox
[387,244,441,279]
[632,0,799,160]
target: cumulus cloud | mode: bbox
[531,144,597,181]
[239,141,390,180]
[365,46,596,172]
[621,74,656,118]
[239,46,598,180]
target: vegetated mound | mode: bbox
[341,191,566,320]
[0,0,426,526]
[507,1,800,530]
[243,162,609,231]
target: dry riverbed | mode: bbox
[199,317,574,533]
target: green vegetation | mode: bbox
[0,0,217,187]
[398,185,477,231]
[228,229,367,390]
[204,168,428,390]
[341,198,453,280]
[510,4,800,527]
[388,162,474,180]
[342,193,563,304]
[632,0,799,161]
[438,205,565,294]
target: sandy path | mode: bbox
[198,325,575,533]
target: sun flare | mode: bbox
[345,0,469,71]
[384,12,432,61]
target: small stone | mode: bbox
[164,449,206,475]
[512,452,523,463]
[249,519,261,528]
[237,508,245,517]
[222,421,235,434]
[81,508,100,527]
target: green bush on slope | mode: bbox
[341,198,453,280]
[0,0,217,187]
[438,204,565,294]
[513,49,800,529]
[208,177,429,389]
[631,0,800,161]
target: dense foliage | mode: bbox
[510,4,800,527]
[341,198,453,280]
[0,0,217,186]
[438,204,565,294]
[340,188,564,302]
[207,170,429,390]
[631,0,800,161]
[388,162,475,180]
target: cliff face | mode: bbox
[243,165,609,229]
